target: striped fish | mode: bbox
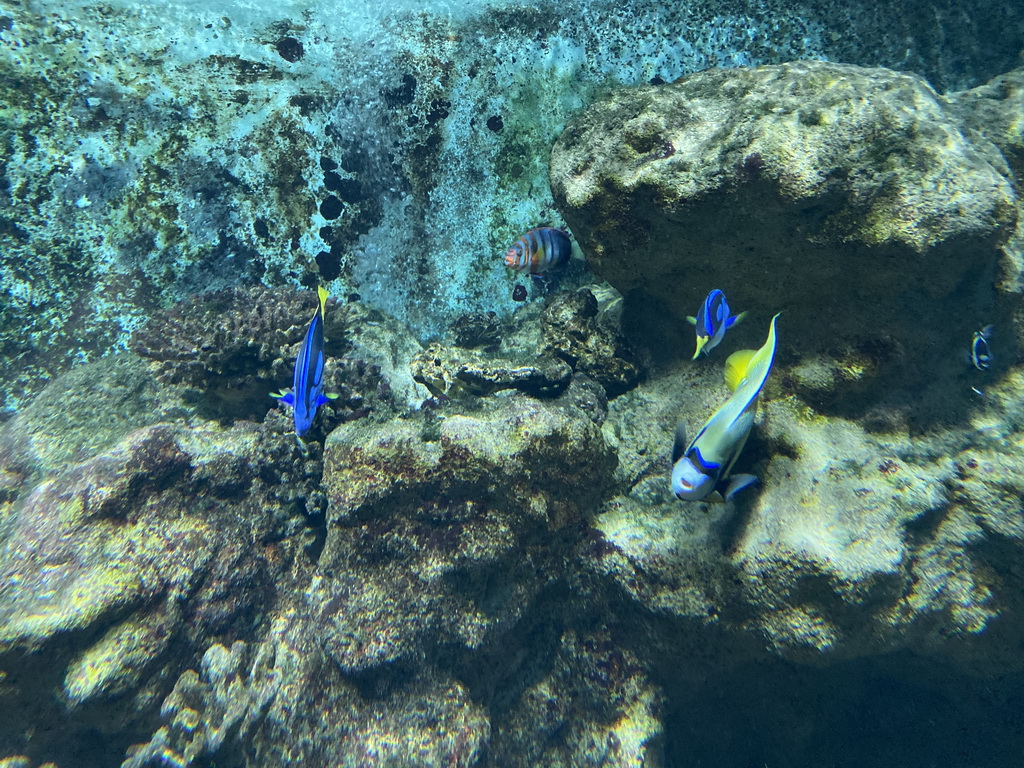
[504,227,571,275]
[271,286,337,440]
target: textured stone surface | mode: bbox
[540,287,642,397]
[133,286,398,429]
[593,360,1024,671]
[317,395,617,670]
[6,56,1024,766]
[551,61,1019,422]
[1,0,1021,414]
[411,342,573,399]
[0,357,318,765]
[4,341,1024,766]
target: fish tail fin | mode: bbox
[727,310,748,329]
[692,335,708,360]
[316,286,329,316]
[724,349,756,392]
[671,419,689,464]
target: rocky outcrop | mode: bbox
[551,61,1020,421]
[317,395,617,670]
[0,357,319,765]
[411,342,573,398]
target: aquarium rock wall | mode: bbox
[3,0,1024,767]
[0,0,1023,412]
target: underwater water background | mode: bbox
[2,0,1024,766]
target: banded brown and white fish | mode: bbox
[503,227,571,276]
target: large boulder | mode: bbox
[591,356,1024,674]
[551,61,1019,419]
[0,356,318,765]
[317,395,617,671]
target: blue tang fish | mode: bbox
[504,227,572,276]
[272,286,337,439]
[687,289,747,359]
[672,314,779,501]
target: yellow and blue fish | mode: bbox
[272,286,337,440]
[504,227,572,276]
[687,289,747,359]
[672,314,779,501]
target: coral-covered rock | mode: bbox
[551,61,1018,421]
[0,397,318,763]
[1,0,1019,417]
[411,342,572,398]
[541,287,641,397]
[133,286,396,429]
[132,286,313,389]
[493,628,663,768]
[450,310,503,350]
[123,641,281,768]
[186,619,492,768]
[592,372,1024,673]
[317,395,616,672]
[331,300,429,410]
[411,284,640,404]
[951,66,1024,182]
[0,354,188,478]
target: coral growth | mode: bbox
[550,60,1019,425]
[123,641,281,768]
[133,286,391,427]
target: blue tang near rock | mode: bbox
[687,289,747,359]
[272,286,337,440]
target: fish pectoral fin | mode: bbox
[272,390,296,406]
[315,393,334,407]
[723,473,758,499]
[686,316,697,325]
[726,311,748,328]
[325,392,341,400]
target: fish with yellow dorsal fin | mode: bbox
[672,314,780,501]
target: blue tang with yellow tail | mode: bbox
[687,289,747,359]
[504,227,572,276]
[672,313,780,501]
[272,286,337,440]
